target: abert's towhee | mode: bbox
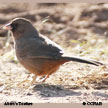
[2,18,103,84]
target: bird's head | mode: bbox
[3,18,37,40]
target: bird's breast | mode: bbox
[15,43,28,62]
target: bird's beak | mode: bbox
[3,23,12,30]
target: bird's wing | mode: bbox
[27,34,64,59]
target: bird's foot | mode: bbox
[17,80,31,89]
[17,74,37,89]
[36,75,49,83]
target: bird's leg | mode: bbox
[17,74,31,87]
[31,74,37,84]
[36,74,50,83]
[41,75,50,82]
[17,74,37,88]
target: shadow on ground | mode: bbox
[32,84,81,97]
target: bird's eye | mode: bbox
[11,23,18,28]
[11,23,19,32]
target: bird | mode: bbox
[2,18,104,85]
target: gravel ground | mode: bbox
[0,3,108,103]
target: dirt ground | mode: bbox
[0,3,108,103]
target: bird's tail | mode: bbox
[61,56,104,66]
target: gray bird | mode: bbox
[3,18,103,84]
